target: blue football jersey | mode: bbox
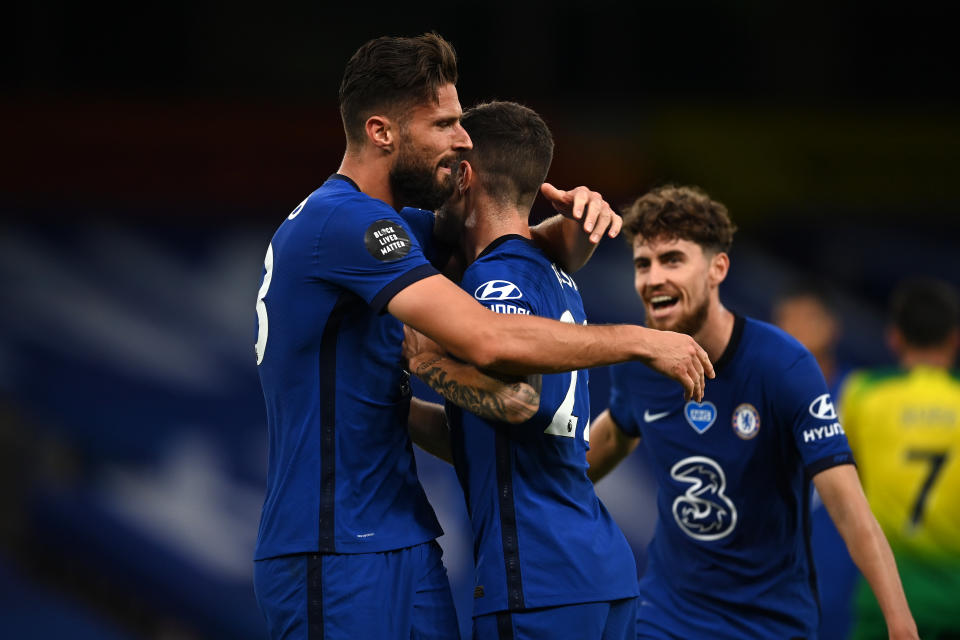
[449,235,638,617]
[609,316,854,639]
[254,174,443,560]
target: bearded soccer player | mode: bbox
[586,186,917,640]
[842,278,960,640]
[405,101,639,640]
[251,35,712,640]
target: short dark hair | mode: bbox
[622,185,736,253]
[459,101,554,210]
[776,279,838,314]
[339,33,458,146]
[890,278,960,347]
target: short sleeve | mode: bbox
[608,364,641,437]
[316,201,437,313]
[776,352,855,477]
[459,255,541,317]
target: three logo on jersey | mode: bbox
[671,456,738,541]
[662,392,844,543]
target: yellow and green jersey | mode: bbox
[841,365,960,638]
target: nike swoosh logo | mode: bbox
[644,410,671,422]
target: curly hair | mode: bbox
[622,185,736,253]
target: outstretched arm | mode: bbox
[814,465,918,640]
[585,410,641,482]
[531,183,623,273]
[404,325,541,425]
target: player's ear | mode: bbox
[708,251,729,286]
[457,160,473,194]
[365,115,394,153]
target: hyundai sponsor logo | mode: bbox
[808,393,837,420]
[803,422,845,443]
[488,303,529,314]
[474,280,523,301]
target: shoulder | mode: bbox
[299,181,401,229]
[842,366,908,401]
[740,317,812,372]
[398,207,435,237]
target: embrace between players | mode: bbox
[252,34,918,640]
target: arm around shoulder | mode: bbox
[388,273,712,399]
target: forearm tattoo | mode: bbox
[413,357,537,423]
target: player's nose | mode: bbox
[646,261,667,285]
[453,123,472,151]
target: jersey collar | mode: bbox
[327,173,361,191]
[712,314,745,373]
[476,234,531,260]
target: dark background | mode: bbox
[1,2,958,638]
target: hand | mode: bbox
[402,324,444,367]
[641,329,715,402]
[540,183,622,244]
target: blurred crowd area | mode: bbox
[2,2,959,638]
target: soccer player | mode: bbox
[404,101,639,640]
[773,284,859,640]
[252,35,712,639]
[841,278,960,639]
[773,284,849,401]
[407,102,637,640]
[586,186,918,639]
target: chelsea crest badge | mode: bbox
[731,403,760,440]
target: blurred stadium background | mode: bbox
[1,2,958,638]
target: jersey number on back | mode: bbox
[543,310,589,441]
[905,449,949,530]
[254,243,273,365]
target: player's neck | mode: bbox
[338,151,396,209]
[693,300,736,363]
[462,195,530,264]
[898,348,956,370]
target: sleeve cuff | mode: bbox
[369,264,439,314]
[806,452,856,477]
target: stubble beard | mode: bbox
[647,293,710,338]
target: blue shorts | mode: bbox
[253,540,459,640]
[473,598,637,640]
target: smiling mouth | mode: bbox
[648,294,679,312]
